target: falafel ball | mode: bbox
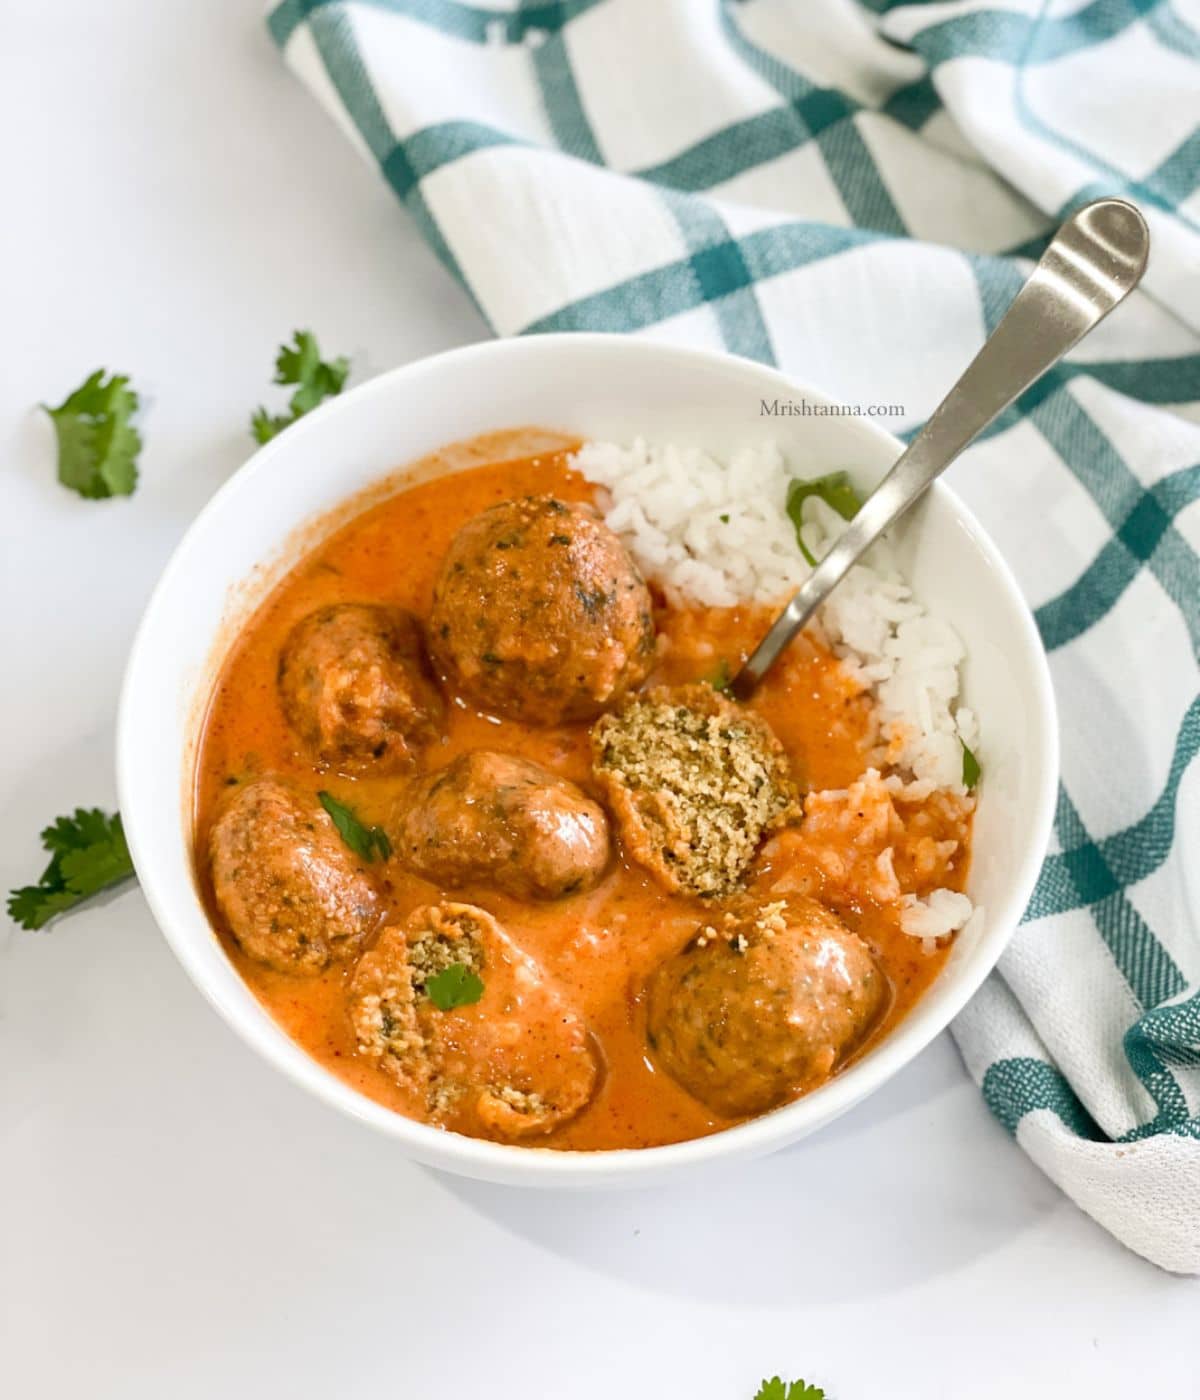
[646,897,886,1117]
[591,684,799,898]
[394,750,611,900]
[347,902,599,1140]
[209,776,381,974]
[278,603,442,773]
[428,495,655,724]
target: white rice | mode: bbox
[577,439,809,608]
[572,437,981,942]
[898,888,975,945]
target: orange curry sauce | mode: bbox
[193,433,970,1150]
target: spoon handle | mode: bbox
[731,197,1150,700]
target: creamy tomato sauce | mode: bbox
[193,432,969,1150]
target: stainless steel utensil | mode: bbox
[730,197,1150,700]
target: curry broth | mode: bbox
[194,440,962,1150]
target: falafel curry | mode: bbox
[194,428,979,1150]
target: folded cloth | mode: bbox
[268,0,1200,1272]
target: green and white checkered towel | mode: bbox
[268,0,1200,1271]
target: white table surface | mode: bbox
[2,5,1193,1396]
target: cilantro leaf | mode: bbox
[40,807,119,854]
[6,808,135,931]
[786,471,863,567]
[251,330,350,442]
[317,791,391,863]
[250,408,293,445]
[42,370,142,499]
[7,886,82,931]
[754,1380,826,1400]
[275,330,349,412]
[59,837,138,893]
[706,658,733,693]
[961,737,981,790]
[425,963,485,1012]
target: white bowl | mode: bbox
[118,334,1058,1187]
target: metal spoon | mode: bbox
[730,197,1150,700]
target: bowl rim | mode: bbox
[117,332,1059,1183]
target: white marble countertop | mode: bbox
[2,4,1192,1395]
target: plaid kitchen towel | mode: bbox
[267,0,1200,1271]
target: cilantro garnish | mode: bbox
[961,737,981,790]
[754,1379,826,1400]
[317,791,391,862]
[706,658,733,693]
[425,963,486,1012]
[251,330,350,443]
[42,370,142,499]
[786,471,863,566]
[7,808,135,930]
